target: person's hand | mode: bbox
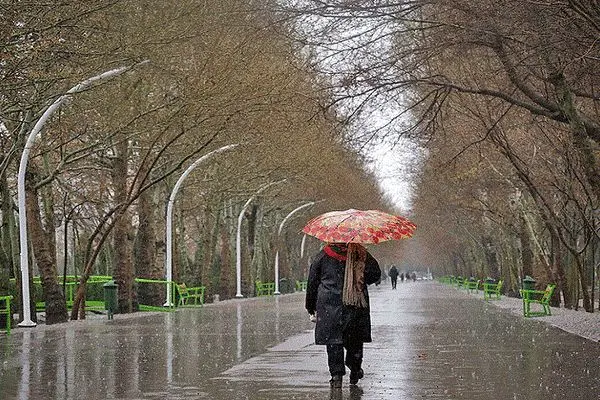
[309,313,317,323]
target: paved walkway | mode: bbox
[1,281,599,399]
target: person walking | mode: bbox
[388,265,399,289]
[305,242,381,389]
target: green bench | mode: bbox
[483,280,503,301]
[520,284,556,317]
[255,281,275,296]
[176,283,205,306]
[295,280,307,292]
[35,279,110,312]
[455,277,464,289]
[1,295,13,334]
[464,279,480,294]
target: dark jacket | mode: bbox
[305,249,381,345]
[389,266,399,278]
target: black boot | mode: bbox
[349,369,364,385]
[329,375,343,388]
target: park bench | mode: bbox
[295,280,307,292]
[176,283,205,306]
[35,278,110,312]
[520,284,556,317]
[0,295,12,334]
[255,281,275,296]
[464,279,480,294]
[483,280,503,301]
[455,277,465,289]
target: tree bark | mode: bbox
[549,233,570,309]
[25,167,68,324]
[112,137,136,314]
[218,202,233,299]
[574,255,593,312]
[0,166,14,293]
[519,215,534,278]
[133,182,161,306]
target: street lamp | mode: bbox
[164,144,240,306]
[16,61,148,327]
[273,201,314,295]
[235,180,286,298]
[300,234,307,259]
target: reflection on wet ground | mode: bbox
[1,283,599,399]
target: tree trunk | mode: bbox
[25,167,68,324]
[195,205,211,291]
[207,203,221,296]
[1,160,22,320]
[482,235,500,280]
[177,200,188,281]
[247,204,258,260]
[519,215,534,279]
[133,183,162,307]
[0,166,14,293]
[218,203,233,299]
[549,233,570,308]
[574,256,593,312]
[112,137,136,314]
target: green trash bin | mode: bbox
[103,280,118,320]
[522,275,536,291]
[279,278,293,294]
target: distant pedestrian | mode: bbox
[388,265,399,289]
[305,242,381,389]
[400,272,405,282]
[411,272,417,282]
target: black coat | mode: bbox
[305,249,381,345]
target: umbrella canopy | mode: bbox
[302,209,416,244]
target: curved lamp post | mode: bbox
[273,201,314,295]
[17,61,148,327]
[235,179,286,298]
[300,234,307,259]
[164,143,240,306]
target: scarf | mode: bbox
[324,243,347,261]
[325,243,368,308]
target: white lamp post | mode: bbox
[274,201,314,295]
[17,61,148,327]
[164,144,239,306]
[235,180,286,298]
[300,233,307,259]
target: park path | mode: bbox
[1,281,598,399]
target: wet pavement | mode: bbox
[1,281,599,399]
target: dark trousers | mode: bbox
[326,337,364,376]
[391,276,398,289]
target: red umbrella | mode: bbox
[302,208,416,244]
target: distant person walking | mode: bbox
[388,265,399,289]
[400,272,405,282]
[305,242,381,388]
